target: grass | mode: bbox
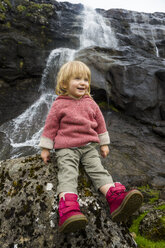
[138,185,159,204]
[129,212,165,248]
[129,185,165,248]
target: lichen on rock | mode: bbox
[0,154,137,248]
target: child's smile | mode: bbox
[67,77,89,99]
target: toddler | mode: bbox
[39,61,143,233]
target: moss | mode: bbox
[98,101,119,112]
[129,211,165,248]
[4,0,12,8]
[138,185,159,204]
[5,21,11,28]
[36,185,44,195]
[0,13,6,21]
[7,180,23,197]
[0,2,6,12]
[129,185,165,247]
[19,60,24,69]
[17,5,26,12]
[109,104,119,112]
[160,216,165,226]
[156,205,165,211]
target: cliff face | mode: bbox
[0,0,83,124]
[0,0,165,124]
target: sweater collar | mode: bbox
[56,95,90,101]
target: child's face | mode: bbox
[67,76,89,99]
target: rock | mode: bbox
[75,45,165,122]
[0,132,12,161]
[139,209,165,241]
[159,189,165,200]
[0,0,84,124]
[160,104,165,120]
[0,154,137,248]
[0,1,165,124]
[101,110,165,189]
[152,126,165,137]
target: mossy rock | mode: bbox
[0,154,137,247]
[129,185,165,247]
[139,209,165,241]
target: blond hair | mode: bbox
[55,61,91,96]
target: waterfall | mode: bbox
[0,6,118,160]
[0,48,75,159]
[80,6,118,49]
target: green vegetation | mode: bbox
[130,212,165,248]
[0,2,6,12]
[17,5,27,12]
[129,185,165,247]
[36,185,44,195]
[98,101,119,112]
[138,185,159,204]
[4,0,12,8]
[156,205,165,211]
[0,13,6,20]
[0,0,11,12]
[19,60,24,69]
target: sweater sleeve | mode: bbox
[39,101,60,149]
[94,104,110,146]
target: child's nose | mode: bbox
[80,80,85,84]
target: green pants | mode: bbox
[55,143,113,195]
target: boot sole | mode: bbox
[111,190,143,222]
[59,214,88,233]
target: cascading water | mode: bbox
[0,6,118,160]
[0,48,76,159]
[80,6,118,49]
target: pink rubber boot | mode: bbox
[58,193,88,233]
[106,183,143,222]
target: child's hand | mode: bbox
[41,148,50,164]
[100,145,109,158]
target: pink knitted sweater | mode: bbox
[39,95,110,149]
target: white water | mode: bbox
[0,6,118,160]
[80,6,118,49]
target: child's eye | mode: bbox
[84,78,88,82]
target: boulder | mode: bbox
[139,209,165,241]
[0,154,137,248]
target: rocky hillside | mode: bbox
[0,154,164,248]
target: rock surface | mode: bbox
[0,154,137,248]
[103,110,165,188]
[0,1,165,124]
[0,0,83,124]
[139,208,165,241]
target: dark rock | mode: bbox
[159,189,165,200]
[152,126,165,137]
[160,104,165,120]
[0,0,84,124]
[102,111,165,188]
[0,132,12,160]
[139,209,165,241]
[0,154,137,248]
